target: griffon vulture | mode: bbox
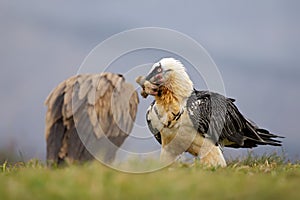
[45,73,138,165]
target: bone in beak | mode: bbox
[135,76,149,98]
[136,75,146,86]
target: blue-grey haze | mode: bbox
[0,0,299,161]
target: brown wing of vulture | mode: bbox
[45,73,139,166]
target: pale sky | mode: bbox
[0,0,299,161]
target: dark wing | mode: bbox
[146,101,162,144]
[187,90,282,148]
[45,73,139,165]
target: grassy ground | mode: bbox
[0,153,299,200]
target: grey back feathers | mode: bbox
[45,73,139,166]
[186,90,282,148]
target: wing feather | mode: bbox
[187,90,282,148]
[146,101,162,144]
[45,73,139,165]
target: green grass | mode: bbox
[0,153,300,200]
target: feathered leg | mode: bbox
[160,129,197,164]
[197,138,227,167]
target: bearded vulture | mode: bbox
[136,58,282,167]
[45,73,139,166]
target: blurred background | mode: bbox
[0,0,299,163]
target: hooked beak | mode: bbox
[145,69,164,86]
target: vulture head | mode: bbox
[136,58,193,98]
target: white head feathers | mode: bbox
[154,57,194,98]
[158,58,185,71]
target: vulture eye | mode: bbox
[157,67,162,73]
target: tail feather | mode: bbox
[242,121,283,148]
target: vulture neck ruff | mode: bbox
[155,67,193,110]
